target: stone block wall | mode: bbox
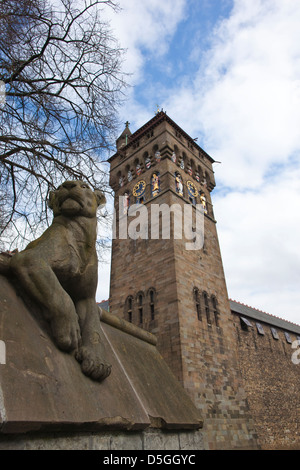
[0,429,204,451]
[233,312,300,449]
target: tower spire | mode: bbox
[116,120,132,149]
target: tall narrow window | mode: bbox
[203,292,211,324]
[211,296,219,327]
[149,289,155,320]
[126,296,133,323]
[138,293,143,325]
[193,288,201,320]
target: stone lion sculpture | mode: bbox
[0,180,111,381]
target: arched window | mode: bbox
[144,151,151,169]
[180,152,186,170]
[152,144,161,163]
[126,296,133,323]
[202,171,210,188]
[187,159,193,176]
[153,144,159,154]
[117,171,124,188]
[211,296,219,327]
[148,288,156,320]
[172,145,178,163]
[193,287,201,321]
[195,165,202,183]
[135,158,142,176]
[126,164,133,183]
[137,293,144,325]
[203,292,211,324]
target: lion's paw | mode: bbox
[51,314,81,353]
[75,346,111,381]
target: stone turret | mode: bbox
[116,121,132,150]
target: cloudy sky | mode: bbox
[96,0,300,326]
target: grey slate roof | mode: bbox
[97,300,109,311]
[230,300,300,335]
[98,299,300,335]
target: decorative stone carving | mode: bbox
[0,180,111,381]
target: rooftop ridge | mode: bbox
[229,298,300,329]
[108,111,214,163]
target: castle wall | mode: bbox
[233,312,300,450]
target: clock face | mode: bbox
[132,180,146,197]
[187,180,198,197]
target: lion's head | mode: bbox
[48,181,106,218]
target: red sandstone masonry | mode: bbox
[109,113,259,450]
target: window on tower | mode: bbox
[126,296,133,323]
[138,293,143,325]
[203,292,211,325]
[211,295,220,327]
[180,153,186,170]
[126,166,133,182]
[172,145,178,163]
[144,151,151,169]
[118,171,124,188]
[195,165,202,183]
[149,288,156,320]
[193,287,201,321]
[146,130,154,139]
[204,171,210,188]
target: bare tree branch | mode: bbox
[0,0,126,249]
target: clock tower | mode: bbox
[108,111,258,449]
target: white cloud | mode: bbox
[214,162,300,324]
[106,0,187,82]
[165,0,300,187]
[105,0,300,175]
[159,0,300,322]
[97,0,300,324]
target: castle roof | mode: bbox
[100,298,300,335]
[108,111,215,164]
[230,299,300,335]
